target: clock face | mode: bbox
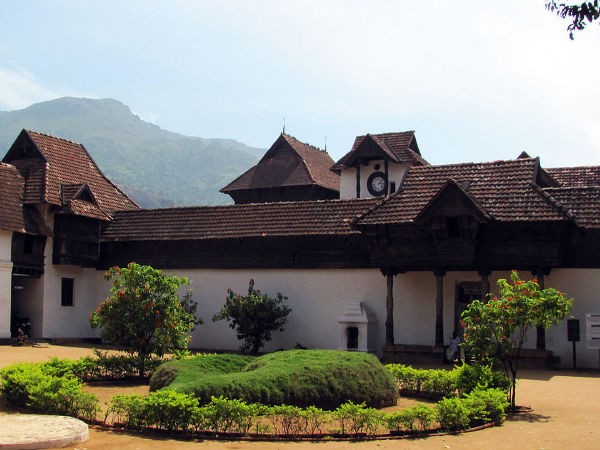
[367,171,387,196]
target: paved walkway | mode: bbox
[0,414,88,449]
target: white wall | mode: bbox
[176,268,389,353]
[339,161,409,199]
[0,231,13,339]
[40,237,105,339]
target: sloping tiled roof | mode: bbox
[0,163,49,234]
[3,130,139,218]
[0,163,27,233]
[354,158,570,226]
[332,131,428,172]
[546,166,600,187]
[101,199,378,241]
[221,134,339,193]
[545,187,600,229]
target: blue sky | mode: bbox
[1,0,599,167]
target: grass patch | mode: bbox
[150,350,398,409]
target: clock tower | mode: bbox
[331,131,428,199]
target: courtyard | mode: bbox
[0,344,599,449]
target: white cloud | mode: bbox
[0,67,69,111]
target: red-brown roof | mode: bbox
[0,163,27,233]
[545,187,600,229]
[221,133,339,193]
[3,130,139,219]
[0,163,49,234]
[332,131,428,172]
[354,157,569,226]
[546,166,600,187]
[101,199,378,241]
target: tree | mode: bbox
[461,271,572,409]
[212,279,291,353]
[546,1,600,39]
[89,263,201,377]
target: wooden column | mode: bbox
[533,269,549,350]
[381,267,398,345]
[479,270,491,299]
[356,165,361,198]
[435,270,446,348]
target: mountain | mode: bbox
[0,97,264,208]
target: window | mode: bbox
[61,278,74,306]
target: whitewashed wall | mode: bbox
[0,231,13,339]
[38,237,105,339]
[30,261,598,368]
[339,161,409,199]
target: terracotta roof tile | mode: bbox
[3,130,139,219]
[546,166,600,187]
[355,158,569,226]
[0,163,27,233]
[221,133,339,193]
[545,187,600,228]
[332,131,428,171]
[101,198,378,241]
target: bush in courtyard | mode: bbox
[461,271,572,408]
[153,350,398,409]
[90,263,201,377]
[212,279,291,353]
[0,362,98,421]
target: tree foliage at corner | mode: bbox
[212,279,291,353]
[546,1,600,39]
[90,263,201,377]
[461,271,572,409]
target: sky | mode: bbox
[1,0,600,167]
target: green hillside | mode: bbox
[0,97,263,208]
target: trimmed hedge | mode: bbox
[385,363,510,399]
[152,350,399,409]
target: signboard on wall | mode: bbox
[585,314,600,349]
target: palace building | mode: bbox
[1,128,599,368]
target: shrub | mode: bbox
[331,401,383,436]
[385,404,437,433]
[437,397,470,431]
[0,362,98,421]
[212,280,291,353]
[265,404,304,435]
[464,388,509,424]
[144,390,200,432]
[157,350,398,409]
[200,396,260,434]
[90,263,201,377]
[455,363,511,395]
[108,394,146,427]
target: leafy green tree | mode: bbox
[212,279,291,353]
[546,1,600,39]
[461,271,572,409]
[90,263,201,377]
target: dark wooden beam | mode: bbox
[434,269,446,348]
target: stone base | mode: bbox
[382,344,445,366]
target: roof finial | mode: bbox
[282,117,286,135]
[324,136,327,153]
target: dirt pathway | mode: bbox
[1,344,598,449]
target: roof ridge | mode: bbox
[25,129,82,146]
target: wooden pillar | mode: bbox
[435,270,446,348]
[381,268,399,346]
[479,270,491,299]
[533,269,548,350]
[355,165,361,198]
[384,159,389,196]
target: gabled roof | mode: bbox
[414,179,492,223]
[0,163,48,234]
[101,198,379,241]
[221,133,339,194]
[546,166,600,187]
[332,131,428,172]
[354,157,570,226]
[2,130,139,219]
